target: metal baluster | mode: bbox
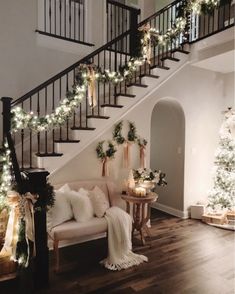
[98,54,100,115]
[59,0,62,36]
[37,92,40,155]
[74,0,76,40]
[69,0,72,39]
[107,2,109,42]
[29,96,32,168]
[83,0,85,42]
[44,0,47,32]
[54,0,57,35]
[104,50,106,104]
[111,4,113,43]
[59,78,62,140]
[85,90,88,128]
[45,87,48,154]
[114,42,117,105]
[49,0,52,34]
[64,0,66,37]
[73,69,76,127]
[66,73,69,140]
[52,82,55,153]
[121,8,124,51]
[21,102,24,169]
[78,0,81,41]
[109,49,111,104]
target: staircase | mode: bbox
[2,0,234,180]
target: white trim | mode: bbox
[152,202,189,219]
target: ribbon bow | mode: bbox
[138,23,152,64]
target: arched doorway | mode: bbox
[150,97,185,216]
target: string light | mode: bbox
[0,142,12,210]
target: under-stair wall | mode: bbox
[50,59,234,217]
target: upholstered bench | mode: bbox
[48,180,125,272]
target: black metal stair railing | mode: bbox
[36,0,94,46]
[106,0,141,54]
[2,0,234,172]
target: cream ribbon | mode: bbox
[138,23,152,64]
[140,146,146,169]
[0,193,20,259]
[102,157,109,177]
[87,66,97,108]
[0,192,38,267]
[123,142,131,168]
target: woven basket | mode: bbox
[0,209,9,250]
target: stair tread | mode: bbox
[150,65,170,70]
[115,93,136,98]
[35,152,63,157]
[126,83,148,88]
[54,139,80,143]
[87,115,110,119]
[161,56,180,62]
[101,104,123,108]
[139,74,160,79]
[71,126,96,131]
[171,48,190,54]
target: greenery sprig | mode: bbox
[96,141,117,161]
[128,121,138,142]
[137,137,148,148]
[113,121,126,145]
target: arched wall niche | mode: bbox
[150,97,185,215]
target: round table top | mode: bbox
[121,192,158,204]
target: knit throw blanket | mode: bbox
[101,206,148,271]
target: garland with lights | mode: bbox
[10,0,220,133]
[0,142,12,211]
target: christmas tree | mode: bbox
[207,108,235,212]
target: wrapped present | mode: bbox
[226,211,235,220]
[202,212,228,225]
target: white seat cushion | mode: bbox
[52,217,108,241]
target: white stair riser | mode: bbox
[36,54,190,173]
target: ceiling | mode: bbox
[192,50,235,74]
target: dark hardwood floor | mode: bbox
[1,209,235,294]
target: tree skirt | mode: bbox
[206,220,235,231]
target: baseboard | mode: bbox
[152,202,189,219]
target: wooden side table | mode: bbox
[121,193,158,245]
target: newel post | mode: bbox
[22,169,50,290]
[129,8,141,57]
[1,96,13,141]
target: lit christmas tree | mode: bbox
[207,108,235,212]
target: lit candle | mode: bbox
[134,187,146,197]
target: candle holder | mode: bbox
[138,180,155,194]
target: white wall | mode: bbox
[0,0,106,142]
[51,64,234,216]
[223,72,235,108]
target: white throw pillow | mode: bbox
[69,189,94,222]
[89,186,110,218]
[57,183,71,193]
[47,190,73,231]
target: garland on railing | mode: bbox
[10,0,219,133]
[0,142,12,211]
